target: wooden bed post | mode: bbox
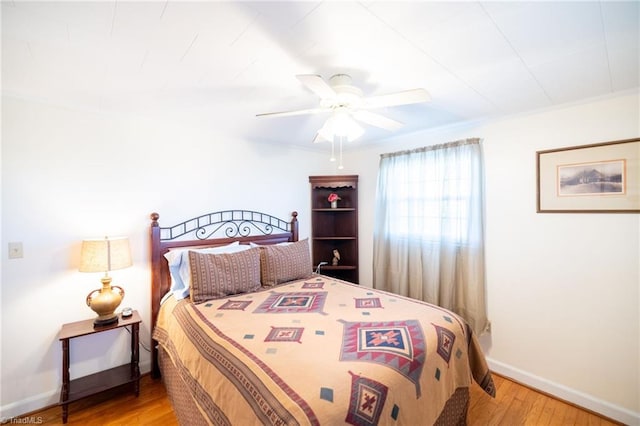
[150,212,162,379]
[290,211,299,242]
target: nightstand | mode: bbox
[58,311,141,423]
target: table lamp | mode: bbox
[79,236,132,326]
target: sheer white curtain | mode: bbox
[373,138,489,335]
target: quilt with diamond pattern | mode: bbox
[153,275,494,426]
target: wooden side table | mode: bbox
[58,310,141,423]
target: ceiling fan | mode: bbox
[256,74,430,142]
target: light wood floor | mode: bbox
[22,373,621,425]
[467,374,621,426]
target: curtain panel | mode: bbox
[373,138,489,335]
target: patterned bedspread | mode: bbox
[153,275,495,425]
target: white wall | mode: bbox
[344,91,640,424]
[0,96,335,418]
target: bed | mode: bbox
[150,210,495,425]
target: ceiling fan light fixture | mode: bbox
[343,119,365,141]
[318,109,364,142]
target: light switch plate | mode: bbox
[8,242,23,259]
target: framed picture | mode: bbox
[536,138,640,213]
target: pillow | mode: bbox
[188,248,262,303]
[258,238,313,286]
[249,241,292,248]
[164,242,252,300]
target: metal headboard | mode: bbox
[158,210,294,241]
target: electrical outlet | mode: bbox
[8,242,23,259]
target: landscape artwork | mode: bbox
[557,160,625,196]
[536,138,639,213]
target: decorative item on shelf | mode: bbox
[328,193,341,209]
[79,236,132,327]
[332,249,340,266]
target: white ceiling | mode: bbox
[2,1,639,149]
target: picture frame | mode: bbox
[536,138,640,213]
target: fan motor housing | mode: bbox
[322,74,363,108]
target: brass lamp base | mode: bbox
[86,275,125,327]
[93,314,119,327]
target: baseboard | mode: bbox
[487,357,639,426]
[0,388,59,423]
[0,360,152,421]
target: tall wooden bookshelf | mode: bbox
[309,175,358,284]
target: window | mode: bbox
[381,150,476,244]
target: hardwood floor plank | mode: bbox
[548,398,569,426]
[20,372,623,426]
[518,386,539,421]
[498,394,525,425]
[487,377,515,425]
[575,409,591,425]
[563,400,579,425]
[544,398,558,425]
[524,392,549,425]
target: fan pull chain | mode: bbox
[330,137,336,162]
[338,136,344,170]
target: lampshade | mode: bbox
[80,237,132,273]
[79,236,132,327]
[317,108,364,143]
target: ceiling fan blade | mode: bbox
[256,107,328,118]
[362,88,430,109]
[296,74,337,99]
[352,110,404,131]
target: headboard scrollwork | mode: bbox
[154,210,295,241]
